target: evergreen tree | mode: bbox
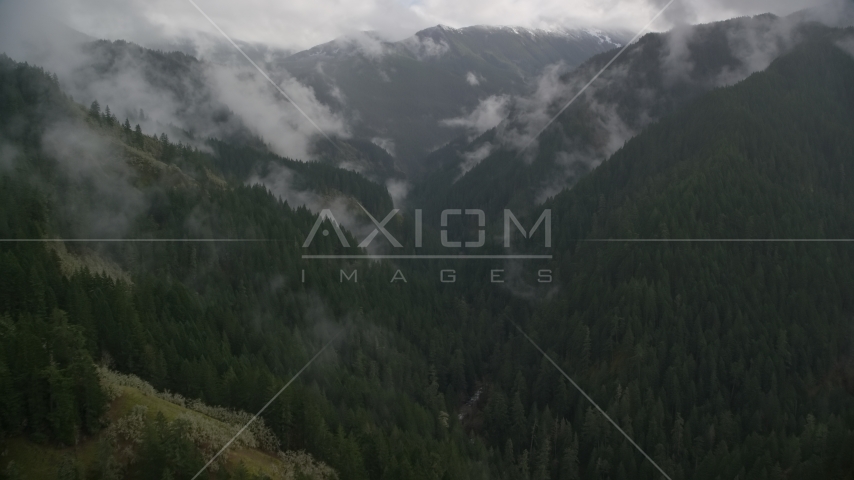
[134,124,144,148]
[89,100,101,122]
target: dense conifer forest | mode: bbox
[1,18,854,480]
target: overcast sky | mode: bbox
[9,0,824,53]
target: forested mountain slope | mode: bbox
[1,35,406,180]
[411,13,851,217]
[3,12,854,480]
[3,17,629,181]
[0,55,503,479]
[470,35,854,480]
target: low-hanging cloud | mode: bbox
[839,36,854,57]
[662,24,697,84]
[440,95,510,136]
[499,62,576,152]
[330,32,392,59]
[1,0,352,164]
[0,142,20,172]
[476,5,848,202]
[248,164,397,253]
[458,142,494,178]
[794,0,854,27]
[402,35,451,58]
[209,65,350,160]
[371,137,396,157]
[712,14,802,86]
[385,179,410,208]
[41,121,147,238]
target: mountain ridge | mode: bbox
[274,24,632,173]
[409,11,852,216]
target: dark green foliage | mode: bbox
[1,461,24,480]
[56,456,82,480]
[0,54,493,478]
[414,17,847,220]
[2,22,854,480]
[103,105,115,126]
[89,101,101,122]
[482,37,854,479]
[134,124,144,147]
[136,413,204,479]
[0,307,105,444]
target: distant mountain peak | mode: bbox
[278,22,635,169]
[413,24,626,48]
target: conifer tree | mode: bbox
[134,124,144,148]
[89,100,101,122]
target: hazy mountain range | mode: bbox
[272,24,631,172]
[0,17,630,181]
[411,11,827,213]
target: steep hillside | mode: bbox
[3,368,335,479]
[0,53,504,480]
[411,12,853,216]
[472,35,854,480]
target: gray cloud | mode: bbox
[488,2,845,202]
[440,95,510,136]
[839,36,854,57]
[208,65,350,160]
[385,179,410,208]
[0,0,825,55]
[802,0,854,27]
[371,137,396,157]
[401,35,451,58]
[0,142,20,172]
[457,142,494,178]
[41,121,147,238]
[713,14,802,86]
[248,164,397,252]
[662,24,697,83]
[2,0,842,197]
[0,0,351,163]
[329,32,394,59]
[499,62,577,153]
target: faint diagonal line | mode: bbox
[186,0,342,152]
[505,315,673,480]
[190,328,346,480]
[520,0,677,153]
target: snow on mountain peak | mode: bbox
[446,24,623,47]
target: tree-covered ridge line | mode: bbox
[66,39,409,180]
[0,53,502,479]
[83,94,394,221]
[475,37,854,479]
[412,16,851,220]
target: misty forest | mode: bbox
[2,1,854,479]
